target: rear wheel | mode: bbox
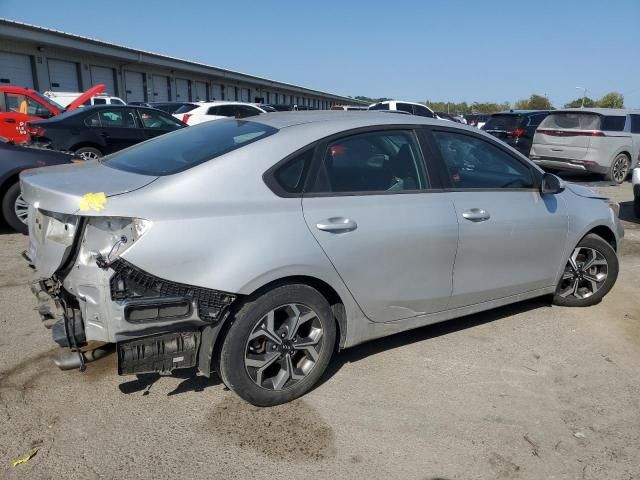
[75,146,102,161]
[552,234,618,307]
[605,154,630,184]
[1,182,28,234]
[634,194,640,219]
[218,284,336,406]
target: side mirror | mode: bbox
[541,172,565,195]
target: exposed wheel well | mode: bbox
[585,226,617,251]
[247,276,346,348]
[70,143,103,154]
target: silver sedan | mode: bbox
[21,112,623,406]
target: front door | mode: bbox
[430,128,568,308]
[302,128,458,322]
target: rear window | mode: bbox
[483,114,524,131]
[369,103,389,111]
[539,112,600,130]
[173,103,198,114]
[103,119,278,176]
[601,116,626,132]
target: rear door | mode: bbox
[301,128,458,322]
[430,128,568,308]
[95,108,144,153]
[533,112,600,160]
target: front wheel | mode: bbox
[605,154,630,184]
[218,284,336,406]
[553,234,618,307]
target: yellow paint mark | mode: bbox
[79,192,107,212]
[12,447,38,467]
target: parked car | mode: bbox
[464,113,491,128]
[28,105,187,160]
[44,91,126,107]
[173,101,267,125]
[369,100,435,118]
[268,104,294,112]
[0,84,105,144]
[256,104,278,112]
[23,112,623,406]
[435,112,463,123]
[529,109,640,184]
[0,139,79,233]
[632,167,640,217]
[482,110,549,156]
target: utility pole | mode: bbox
[576,86,587,108]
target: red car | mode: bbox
[0,84,105,144]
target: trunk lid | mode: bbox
[532,112,601,160]
[21,160,157,278]
[483,114,525,140]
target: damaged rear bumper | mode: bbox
[30,255,237,375]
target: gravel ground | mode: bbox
[0,178,638,480]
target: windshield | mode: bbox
[103,119,278,176]
[539,112,601,130]
[483,114,524,130]
[34,92,65,112]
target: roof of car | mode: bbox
[554,108,639,115]
[493,110,550,115]
[250,110,451,130]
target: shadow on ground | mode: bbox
[619,201,639,225]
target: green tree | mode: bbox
[564,97,595,108]
[515,94,553,110]
[596,92,624,108]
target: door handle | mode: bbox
[316,217,358,233]
[4,118,16,123]
[462,208,490,222]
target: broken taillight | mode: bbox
[182,114,192,123]
[27,124,46,138]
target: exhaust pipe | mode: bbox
[53,345,113,371]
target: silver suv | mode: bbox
[530,108,640,184]
[22,112,623,406]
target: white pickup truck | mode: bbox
[44,91,126,107]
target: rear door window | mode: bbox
[99,109,137,128]
[236,105,261,118]
[138,110,184,130]
[413,105,434,118]
[630,114,640,134]
[309,130,427,194]
[601,116,626,132]
[539,112,600,130]
[528,113,548,127]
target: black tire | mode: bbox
[552,234,618,307]
[604,153,630,184]
[1,182,28,234]
[75,146,103,161]
[634,195,640,219]
[218,284,336,406]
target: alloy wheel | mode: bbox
[244,303,324,391]
[13,193,29,225]
[612,156,629,184]
[79,151,100,161]
[557,247,608,299]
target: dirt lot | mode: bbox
[0,178,638,480]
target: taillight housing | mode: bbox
[509,128,526,137]
[27,124,46,138]
[182,114,192,123]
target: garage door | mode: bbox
[124,71,145,102]
[90,66,116,95]
[48,59,79,91]
[194,81,207,101]
[211,84,223,100]
[175,78,190,101]
[0,52,34,88]
[240,88,250,102]
[226,85,236,101]
[152,75,170,101]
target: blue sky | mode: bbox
[2,0,639,107]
